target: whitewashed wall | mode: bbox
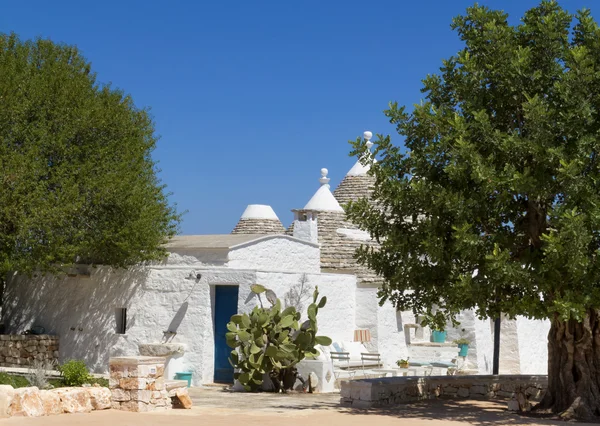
[377,302,408,367]
[3,255,351,386]
[516,316,550,374]
[251,271,356,344]
[474,317,494,374]
[229,237,320,273]
[3,265,259,386]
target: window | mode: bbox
[115,308,127,334]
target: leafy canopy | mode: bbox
[346,1,600,329]
[0,33,181,275]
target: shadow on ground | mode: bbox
[190,387,599,425]
[345,399,598,426]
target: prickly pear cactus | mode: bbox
[226,284,332,392]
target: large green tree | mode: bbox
[347,1,600,420]
[0,33,180,277]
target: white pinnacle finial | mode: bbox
[364,130,373,150]
[319,168,330,187]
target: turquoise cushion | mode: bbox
[430,361,456,368]
[408,360,432,366]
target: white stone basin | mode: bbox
[138,343,185,357]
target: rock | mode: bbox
[507,399,520,411]
[119,400,149,412]
[0,385,14,417]
[119,378,147,390]
[86,387,111,410]
[52,387,93,414]
[457,387,470,397]
[111,388,131,402]
[175,388,192,409]
[308,372,319,391]
[8,387,45,417]
[138,343,185,357]
[39,390,62,416]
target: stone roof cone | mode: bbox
[303,168,345,213]
[333,131,377,206]
[231,204,285,235]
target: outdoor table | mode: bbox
[372,367,419,377]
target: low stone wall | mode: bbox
[0,335,59,368]
[0,385,111,417]
[341,375,548,409]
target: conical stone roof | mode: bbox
[333,131,376,207]
[231,204,285,235]
[294,165,383,287]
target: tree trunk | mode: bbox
[536,310,600,420]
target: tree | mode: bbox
[346,1,600,420]
[0,32,180,278]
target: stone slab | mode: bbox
[109,356,166,366]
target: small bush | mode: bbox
[0,372,30,388]
[58,360,90,386]
[26,359,56,389]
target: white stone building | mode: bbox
[2,131,549,386]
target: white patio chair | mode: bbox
[360,352,384,379]
[330,351,356,385]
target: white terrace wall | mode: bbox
[199,270,357,383]
[4,261,355,386]
[3,265,258,386]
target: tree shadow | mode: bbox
[3,266,147,372]
[342,399,599,426]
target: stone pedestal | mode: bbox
[109,356,170,412]
[138,343,185,380]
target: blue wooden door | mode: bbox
[214,285,239,383]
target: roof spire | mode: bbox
[364,131,373,151]
[344,130,376,177]
[319,168,330,187]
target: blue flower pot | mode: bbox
[174,372,193,387]
[458,343,469,357]
[431,330,447,343]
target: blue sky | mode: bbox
[1,0,593,234]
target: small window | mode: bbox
[115,308,127,334]
[299,213,308,221]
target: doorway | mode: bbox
[213,285,239,383]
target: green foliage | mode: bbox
[0,372,30,388]
[453,338,470,345]
[58,360,91,386]
[227,285,331,391]
[346,1,600,326]
[0,32,181,277]
[396,358,410,367]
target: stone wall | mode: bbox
[109,356,191,412]
[341,375,548,409]
[0,335,59,368]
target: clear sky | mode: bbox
[1,0,593,234]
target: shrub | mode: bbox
[26,359,56,389]
[58,360,90,386]
[227,285,331,392]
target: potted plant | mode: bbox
[419,311,447,343]
[396,358,410,369]
[431,330,447,343]
[454,338,470,356]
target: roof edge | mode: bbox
[230,234,320,250]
